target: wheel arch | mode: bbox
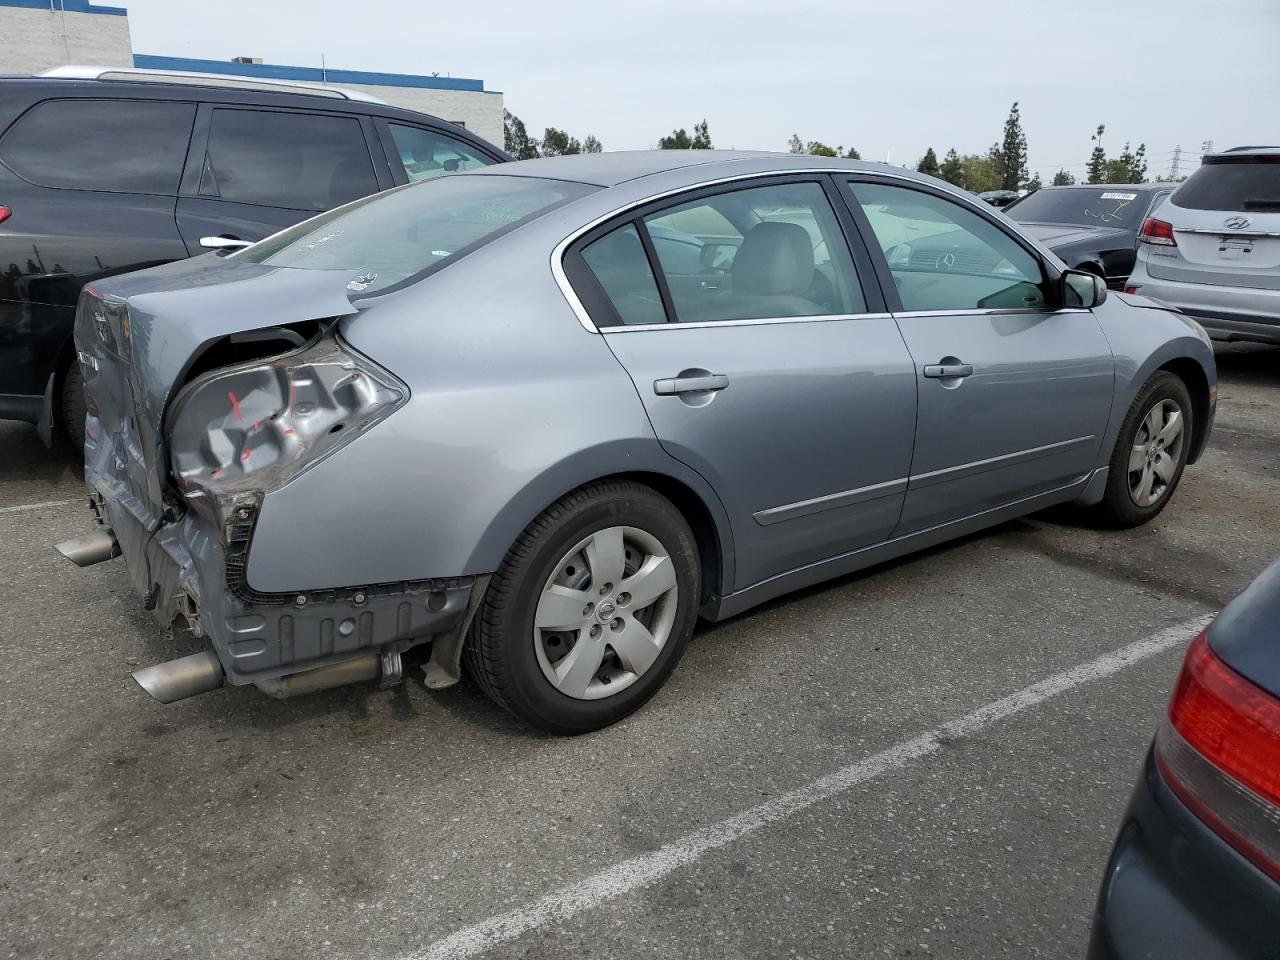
[463,444,736,608]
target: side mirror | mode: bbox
[1061,269,1107,308]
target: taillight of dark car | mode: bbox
[166,335,405,534]
[1139,217,1177,246]
[0,205,10,224]
[1156,630,1280,883]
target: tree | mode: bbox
[582,134,603,154]
[939,147,964,187]
[1103,142,1147,183]
[541,127,582,157]
[999,101,1029,190]
[1086,124,1107,184]
[1025,172,1043,193]
[843,146,861,160]
[916,147,940,177]
[788,135,854,157]
[503,109,540,160]
[659,120,712,150]
[691,119,712,149]
[787,134,804,154]
[1052,168,1076,186]
[957,144,1004,193]
[805,142,839,157]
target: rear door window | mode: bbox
[0,98,195,194]
[382,123,495,182]
[198,108,378,211]
[1173,157,1280,212]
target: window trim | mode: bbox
[0,96,198,197]
[557,171,889,332]
[179,103,382,212]
[836,173,1070,315]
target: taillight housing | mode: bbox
[166,335,404,534]
[0,205,11,225]
[1139,217,1177,246]
[1156,630,1280,882]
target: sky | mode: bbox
[121,0,1280,180]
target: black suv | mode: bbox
[0,69,508,445]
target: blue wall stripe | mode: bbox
[0,0,128,15]
[132,54,486,93]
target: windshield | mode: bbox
[1173,156,1280,212]
[235,175,596,295]
[1006,188,1151,228]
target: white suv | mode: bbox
[1127,147,1280,345]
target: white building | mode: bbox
[0,0,504,145]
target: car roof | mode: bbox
[0,74,504,156]
[1031,182,1177,192]
[1211,146,1280,158]
[466,150,912,188]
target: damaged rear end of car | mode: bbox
[67,258,480,702]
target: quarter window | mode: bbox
[198,109,378,211]
[0,99,195,194]
[580,224,667,326]
[850,182,1049,312]
[385,124,493,182]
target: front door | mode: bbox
[567,177,918,590]
[843,178,1115,534]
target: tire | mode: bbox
[465,480,700,734]
[61,360,86,452]
[1091,371,1193,528]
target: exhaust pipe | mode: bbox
[133,650,225,703]
[254,654,385,699]
[54,530,120,567]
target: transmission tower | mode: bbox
[1167,145,1182,181]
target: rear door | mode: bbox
[0,96,194,400]
[566,175,918,591]
[841,176,1114,534]
[1149,155,1280,290]
[175,105,384,252]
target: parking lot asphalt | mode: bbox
[1,343,1276,960]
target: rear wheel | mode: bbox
[465,480,700,734]
[1091,371,1192,527]
[61,360,86,452]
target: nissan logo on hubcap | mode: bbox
[596,600,616,621]
[1224,216,1252,230]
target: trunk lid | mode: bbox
[1207,559,1280,704]
[78,254,357,516]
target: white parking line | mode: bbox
[409,613,1213,960]
[0,497,80,515]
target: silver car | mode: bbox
[61,152,1217,733]
[1127,147,1280,344]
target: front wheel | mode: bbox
[1091,371,1193,527]
[465,480,700,734]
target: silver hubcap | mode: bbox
[533,525,679,700]
[1128,398,1185,507]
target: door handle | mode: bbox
[199,235,253,250]
[653,374,729,396]
[922,362,974,379]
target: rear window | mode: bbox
[0,98,195,194]
[1173,156,1280,212]
[1006,188,1150,228]
[235,174,595,296]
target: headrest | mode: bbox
[731,221,814,296]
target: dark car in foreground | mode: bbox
[1089,559,1280,959]
[55,152,1215,733]
[0,66,507,446]
[1004,183,1175,288]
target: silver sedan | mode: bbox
[65,152,1217,733]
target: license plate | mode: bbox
[1218,238,1252,260]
